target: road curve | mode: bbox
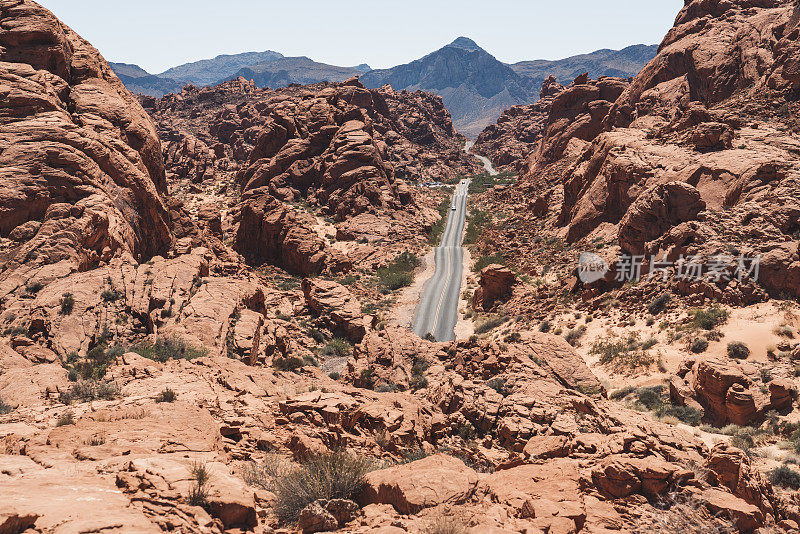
[411,178,471,341]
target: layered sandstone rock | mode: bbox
[472,0,800,302]
[0,0,172,306]
[472,263,516,311]
[670,357,796,426]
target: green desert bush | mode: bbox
[59,380,120,404]
[133,336,208,362]
[691,307,729,330]
[59,293,75,315]
[565,325,587,346]
[590,332,656,368]
[377,251,420,291]
[187,461,211,509]
[648,292,671,315]
[56,411,75,427]
[473,254,506,273]
[155,388,177,403]
[321,338,353,358]
[474,315,508,334]
[769,464,800,490]
[272,356,305,372]
[690,337,709,354]
[0,397,14,415]
[727,341,750,360]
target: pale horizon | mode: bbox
[37,0,683,75]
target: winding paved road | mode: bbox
[411,142,498,341]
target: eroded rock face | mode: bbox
[473,0,800,300]
[472,264,516,311]
[0,0,172,290]
[236,191,344,275]
[618,182,707,256]
[302,278,366,342]
[144,75,477,272]
[670,357,796,427]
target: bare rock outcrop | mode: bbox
[0,0,172,299]
[472,263,516,311]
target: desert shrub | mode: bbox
[636,492,736,533]
[539,320,552,333]
[727,341,750,360]
[380,272,414,291]
[377,252,420,291]
[321,338,352,358]
[504,332,521,343]
[609,386,637,401]
[590,332,656,368]
[26,281,44,294]
[691,338,709,353]
[359,368,376,389]
[636,386,665,410]
[307,328,325,344]
[464,209,491,245]
[728,426,768,454]
[376,383,398,393]
[156,388,177,403]
[0,397,14,415]
[59,293,75,315]
[648,293,671,315]
[59,380,120,404]
[409,375,429,391]
[272,356,305,372]
[101,289,120,302]
[487,378,508,395]
[411,358,429,377]
[272,450,373,525]
[760,368,773,383]
[473,254,506,273]
[423,513,469,534]
[455,420,476,441]
[474,315,507,334]
[56,411,75,427]
[774,324,795,338]
[133,336,207,362]
[328,371,341,381]
[565,325,587,346]
[691,307,729,330]
[400,448,429,464]
[428,198,452,245]
[656,404,703,426]
[769,464,800,490]
[187,461,211,509]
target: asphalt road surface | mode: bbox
[412,179,471,341]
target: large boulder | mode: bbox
[472,264,516,311]
[618,182,706,256]
[360,454,478,514]
[302,278,366,342]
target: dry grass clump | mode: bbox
[243,450,374,525]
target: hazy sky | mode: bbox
[38,1,684,74]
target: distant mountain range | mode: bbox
[111,39,657,137]
[360,39,658,136]
[110,51,371,98]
